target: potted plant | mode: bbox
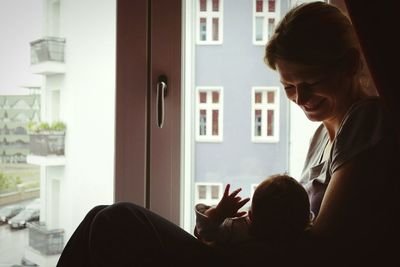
[27,121,66,156]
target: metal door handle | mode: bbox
[156,75,168,128]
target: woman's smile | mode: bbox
[302,97,326,112]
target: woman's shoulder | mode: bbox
[336,96,390,142]
[340,96,387,127]
[331,96,396,173]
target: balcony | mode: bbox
[30,37,66,75]
[26,155,65,167]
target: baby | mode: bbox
[194,174,312,245]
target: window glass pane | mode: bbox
[212,110,219,136]
[255,110,262,136]
[200,110,207,135]
[268,0,275,12]
[255,17,264,41]
[1,1,117,263]
[198,185,206,199]
[200,18,207,41]
[212,91,219,103]
[211,185,219,199]
[212,18,219,41]
[200,0,207,11]
[255,92,262,103]
[183,0,320,236]
[256,0,263,12]
[267,110,274,136]
[268,18,275,39]
[267,91,275,103]
[199,92,207,103]
[212,0,219,12]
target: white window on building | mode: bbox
[196,0,223,44]
[251,87,279,142]
[195,182,223,205]
[196,87,223,142]
[253,0,280,45]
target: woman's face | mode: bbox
[275,58,353,126]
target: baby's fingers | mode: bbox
[223,184,231,198]
[237,197,250,209]
[229,188,242,198]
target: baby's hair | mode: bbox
[250,174,310,240]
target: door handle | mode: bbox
[156,75,168,128]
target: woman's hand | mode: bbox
[205,184,250,225]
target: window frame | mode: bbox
[251,86,280,143]
[252,0,281,45]
[195,87,223,142]
[196,0,224,45]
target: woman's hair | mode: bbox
[265,2,361,72]
[250,174,310,240]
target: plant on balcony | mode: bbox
[27,121,66,156]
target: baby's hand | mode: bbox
[205,184,250,224]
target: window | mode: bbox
[195,182,223,205]
[251,87,279,142]
[253,0,280,45]
[196,87,223,142]
[196,0,223,44]
[1,0,117,264]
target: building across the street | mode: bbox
[0,95,41,163]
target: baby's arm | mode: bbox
[194,184,250,244]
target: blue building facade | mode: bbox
[194,0,291,204]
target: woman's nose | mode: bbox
[295,86,311,105]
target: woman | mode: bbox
[264,2,399,265]
[57,2,399,267]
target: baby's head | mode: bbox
[249,174,311,240]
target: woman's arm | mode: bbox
[310,147,383,238]
[309,160,359,236]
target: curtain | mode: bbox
[345,0,400,144]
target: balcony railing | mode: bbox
[30,37,65,65]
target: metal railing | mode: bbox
[30,37,66,64]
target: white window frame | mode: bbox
[253,0,281,45]
[251,86,280,143]
[196,87,223,142]
[195,182,223,205]
[196,0,224,45]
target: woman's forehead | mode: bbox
[275,59,324,83]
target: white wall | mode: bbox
[57,0,116,240]
[288,102,320,180]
